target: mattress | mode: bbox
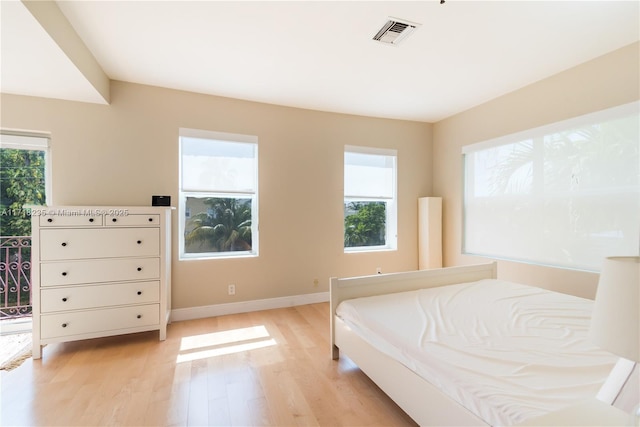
[335,279,617,426]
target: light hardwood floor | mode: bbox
[1,303,417,426]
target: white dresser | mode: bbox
[31,206,172,359]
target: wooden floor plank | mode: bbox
[0,302,417,426]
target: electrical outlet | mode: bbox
[228,284,236,295]
[313,278,319,287]
[376,267,382,274]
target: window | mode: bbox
[179,128,258,259]
[0,131,50,323]
[344,145,397,251]
[462,101,639,272]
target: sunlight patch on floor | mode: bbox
[177,325,276,363]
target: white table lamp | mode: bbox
[589,256,639,362]
[589,256,639,420]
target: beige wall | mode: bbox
[1,81,432,309]
[432,42,640,299]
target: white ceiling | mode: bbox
[2,1,639,122]
[0,0,107,104]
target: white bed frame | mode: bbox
[330,262,497,426]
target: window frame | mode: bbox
[178,128,259,260]
[343,145,398,253]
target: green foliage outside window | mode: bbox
[344,201,386,247]
[1,148,46,237]
[185,197,252,253]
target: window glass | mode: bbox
[184,196,253,254]
[0,132,50,237]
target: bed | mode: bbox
[330,262,619,426]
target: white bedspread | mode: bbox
[336,279,617,426]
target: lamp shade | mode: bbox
[588,256,640,362]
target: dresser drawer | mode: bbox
[40,257,160,286]
[40,304,160,339]
[40,228,159,260]
[40,281,160,313]
[40,214,102,227]
[105,214,160,227]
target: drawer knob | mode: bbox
[61,242,67,247]
[137,240,142,244]
[62,297,68,302]
[112,218,117,222]
[148,217,153,222]
[137,315,142,319]
[137,291,142,295]
[62,323,68,328]
[89,218,94,223]
[47,218,53,223]
[61,272,68,276]
[137,267,142,271]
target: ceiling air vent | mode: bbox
[372,18,421,46]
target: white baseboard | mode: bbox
[170,291,329,322]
